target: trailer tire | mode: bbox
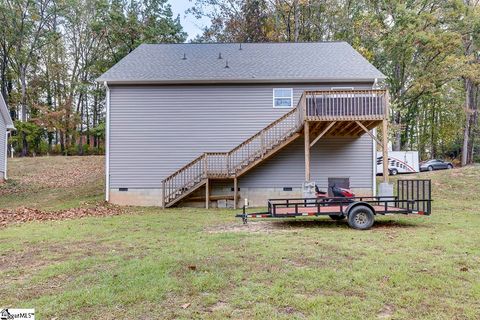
[329,214,346,221]
[347,205,374,230]
[390,168,398,176]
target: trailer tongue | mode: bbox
[236,179,432,230]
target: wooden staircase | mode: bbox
[162,102,305,208]
[161,89,389,208]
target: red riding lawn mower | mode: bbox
[315,185,355,199]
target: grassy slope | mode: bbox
[0,157,479,319]
[0,156,104,210]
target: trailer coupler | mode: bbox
[236,206,273,224]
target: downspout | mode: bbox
[4,131,8,180]
[104,81,110,202]
[372,128,377,196]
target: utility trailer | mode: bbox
[236,179,432,230]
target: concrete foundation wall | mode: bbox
[110,188,164,207]
[109,185,373,208]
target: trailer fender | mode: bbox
[343,201,376,216]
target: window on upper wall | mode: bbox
[273,88,293,108]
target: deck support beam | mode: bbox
[355,121,382,145]
[382,119,389,183]
[310,121,336,148]
[205,179,209,209]
[304,121,311,181]
[233,177,238,209]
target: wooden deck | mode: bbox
[162,89,390,208]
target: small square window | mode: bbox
[273,88,293,108]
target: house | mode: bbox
[0,94,15,181]
[97,42,390,208]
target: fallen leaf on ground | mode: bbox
[0,204,124,228]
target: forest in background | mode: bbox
[0,0,479,164]
[0,0,185,156]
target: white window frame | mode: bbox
[330,87,354,91]
[272,88,293,108]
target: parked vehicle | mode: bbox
[238,179,432,230]
[377,151,419,175]
[420,159,453,172]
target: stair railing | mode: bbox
[162,93,307,207]
[162,154,207,205]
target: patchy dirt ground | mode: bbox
[205,217,422,234]
[204,221,287,233]
[0,204,124,228]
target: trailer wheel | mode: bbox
[329,214,346,221]
[347,205,374,230]
[390,168,398,176]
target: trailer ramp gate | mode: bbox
[236,179,432,224]
[397,179,431,215]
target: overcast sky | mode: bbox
[170,0,210,41]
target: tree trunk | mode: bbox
[462,78,474,166]
[78,94,84,155]
[20,66,28,156]
[293,0,300,42]
[392,111,401,151]
[60,131,65,154]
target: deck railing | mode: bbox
[305,89,388,120]
[162,89,388,207]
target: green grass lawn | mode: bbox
[1,157,479,319]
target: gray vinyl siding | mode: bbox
[0,116,6,179]
[109,83,374,189]
[239,136,373,189]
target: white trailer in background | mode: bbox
[376,151,419,175]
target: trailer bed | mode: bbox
[272,205,407,215]
[236,179,432,229]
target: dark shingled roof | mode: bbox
[97,42,385,84]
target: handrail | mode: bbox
[165,153,206,179]
[228,106,301,155]
[162,89,387,207]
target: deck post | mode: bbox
[205,179,209,209]
[162,180,166,209]
[233,177,238,209]
[304,121,311,181]
[382,119,389,183]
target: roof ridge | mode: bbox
[140,41,348,45]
